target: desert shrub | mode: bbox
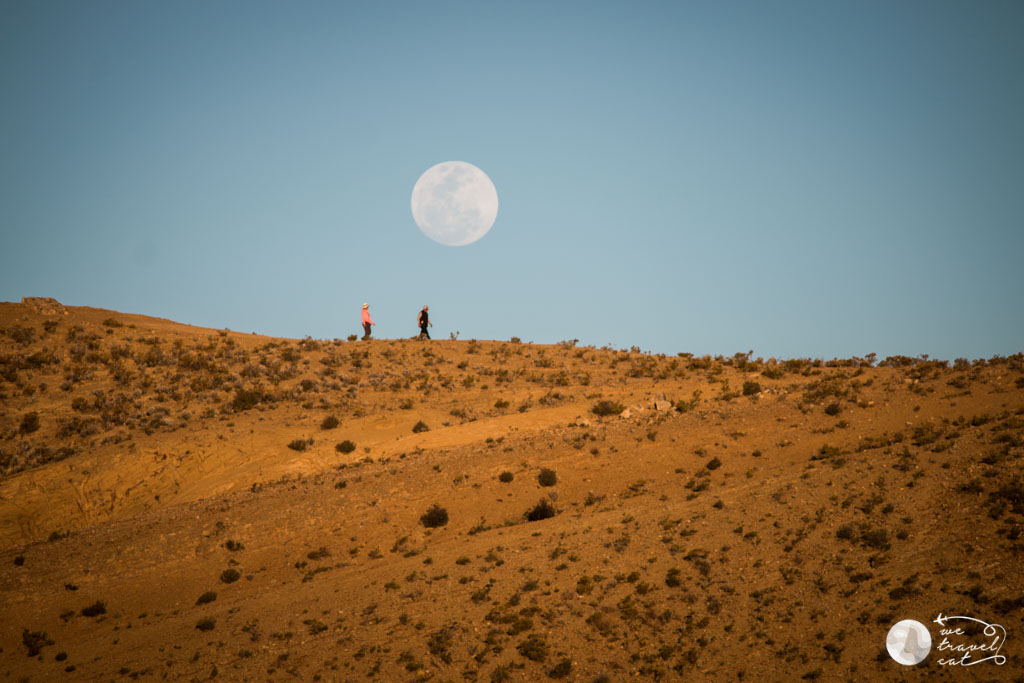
[7,326,36,345]
[526,499,556,522]
[196,591,217,605]
[307,547,330,560]
[22,629,54,657]
[494,399,510,409]
[548,659,572,678]
[56,416,99,439]
[412,420,430,433]
[102,318,122,328]
[537,468,557,487]
[742,381,761,396]
[223,539,244,551]
[231,388,266,412]
[195,618,216,632]
[335,440,356,454]
[320,415,340,430]
[861,529,890,550]
[665,568,681,587]
[592,400,625,417]
[304,618,328,635]
[516,633,548,661]
[498,471,514,483]
[81,601,106,617]
[706,457,722,470]
[420,504,449,528]
[825,402,842,416]
[347,334,357,342]
[19,412,40,435]
[287,438,311,452]
[399,398,414,409]
[427,625,455,664]
[220,568,241,584]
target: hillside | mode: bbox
[1,298,1022,681]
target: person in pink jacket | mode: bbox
[361,303,375,340]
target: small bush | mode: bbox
[220,568,241,584]
[81,601,106,617]
[498,471,514,483]
[320,416,340,430]
[223,539,244,552]
[548,659,572,678]
[231,389,265,412]
[420,504,449,528]
[591,400,625,417]
[526,499,556,522]
[706,457,722,470]
[335,440,356,454]
[537,468,557,487]
[22,629,54,657]
[287,438,310,452]
[494,399,510,409]
[824,402,842,416]
[665,568,681,587]
[742,381,761,396]
[307,547,330,560]
[517,633,549,661]
[195,618,216,632]
[19,412,40,435]
[196,591,217,605]
[412,421,430,433]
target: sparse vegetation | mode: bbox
[220,568,241,584]
[1,301,1019,680]
[537,468,557,487]
[196,591,217,605]
[22,629,54,657]
[19,411,40,435]
[592,400,625,417]
[526,499,556,522]
[420,504,449,528]
[81,600,106,617]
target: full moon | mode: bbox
[411,161,498,246]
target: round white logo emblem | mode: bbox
[887,619,932,665]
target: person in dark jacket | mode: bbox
[417,306,432,339]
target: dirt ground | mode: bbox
[1,299,1022,681]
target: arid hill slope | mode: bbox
[1,298,1022,681]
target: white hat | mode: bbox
[362,303,368,308]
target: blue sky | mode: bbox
[2,1,1022,360]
